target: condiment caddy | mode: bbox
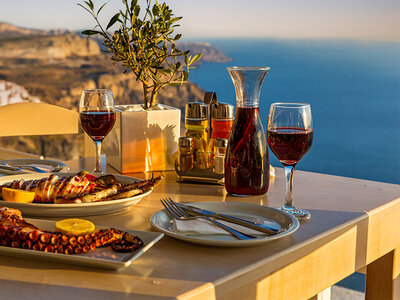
[175,92,234,185]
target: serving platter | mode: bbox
[0,173,152,217]
[151,202,299,247]
[0,218,163,270]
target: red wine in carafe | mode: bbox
[225,107,269,195]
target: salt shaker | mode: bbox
[213,138,228,174]
[177,137,194,172]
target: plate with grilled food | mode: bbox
[0,171,163,217]
[0,207,164,270]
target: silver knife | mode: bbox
[0,164,36,174]
[177,203,281,234]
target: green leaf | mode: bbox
[189,53,203,64]
[84,0,94,11]
[152,4,159,16]
[134,5,140,16]
[131,0,138,8]
[151,73,162,84]
[169,82,182,86]
[81,29,102,35]
[97,2,107,15]
[107,13,120,30]
[119,9,127,20]
[170,17,182,24]
[145,42,156,50]
[77,3,93,15]
[174,34,181,41]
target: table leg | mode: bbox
[365,249,400,300]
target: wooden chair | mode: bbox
[0,102,79,137]
[0,102,80,159]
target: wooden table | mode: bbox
[0,158,399,300]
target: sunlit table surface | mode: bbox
[0,156,399,300]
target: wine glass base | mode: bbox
[280,206,311,220]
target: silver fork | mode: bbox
[160,198,257,240]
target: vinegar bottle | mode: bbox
[209,103,234,165]
[211,103,234,141]
[225,67,270,195]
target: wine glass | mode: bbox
[79,89,116,173]
[267,103,313,220]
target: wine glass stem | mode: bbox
[284,165,295,209]
[94,140,103,173]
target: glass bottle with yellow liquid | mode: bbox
[185,102,209,169]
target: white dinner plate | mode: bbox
[0,218,163,270]
[150,202,299,247]
[0,159,69,175]
[0,173,152,217]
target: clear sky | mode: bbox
[0,0,398,41]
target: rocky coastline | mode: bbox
[0,23,230,160]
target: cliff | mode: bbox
[0,33,100,59]
[182,42,232,63]
[0,23,229,160]
[0,22,62,39]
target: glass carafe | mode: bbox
[225,67,270,195]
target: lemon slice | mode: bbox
[55,219,95,236]
[2,188,35,203]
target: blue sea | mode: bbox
[188,38,400,184]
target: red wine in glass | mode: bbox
[267,103,313,220]
[267,127,313,166]
[225,107,269,195]
[80,110,116,141]
[79,89,115,173]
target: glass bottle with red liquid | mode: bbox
[225,67,270,195]
[211,103,235,140]
[209,103,234,165]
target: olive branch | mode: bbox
[79,0,202,109]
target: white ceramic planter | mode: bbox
[84,104,180,173]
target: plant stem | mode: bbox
[150,90,158,108]
[143,84,149,109]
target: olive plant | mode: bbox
[79,0,202,109]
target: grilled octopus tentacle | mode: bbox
[0,207,143,254]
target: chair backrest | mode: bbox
[0,102,80,137]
